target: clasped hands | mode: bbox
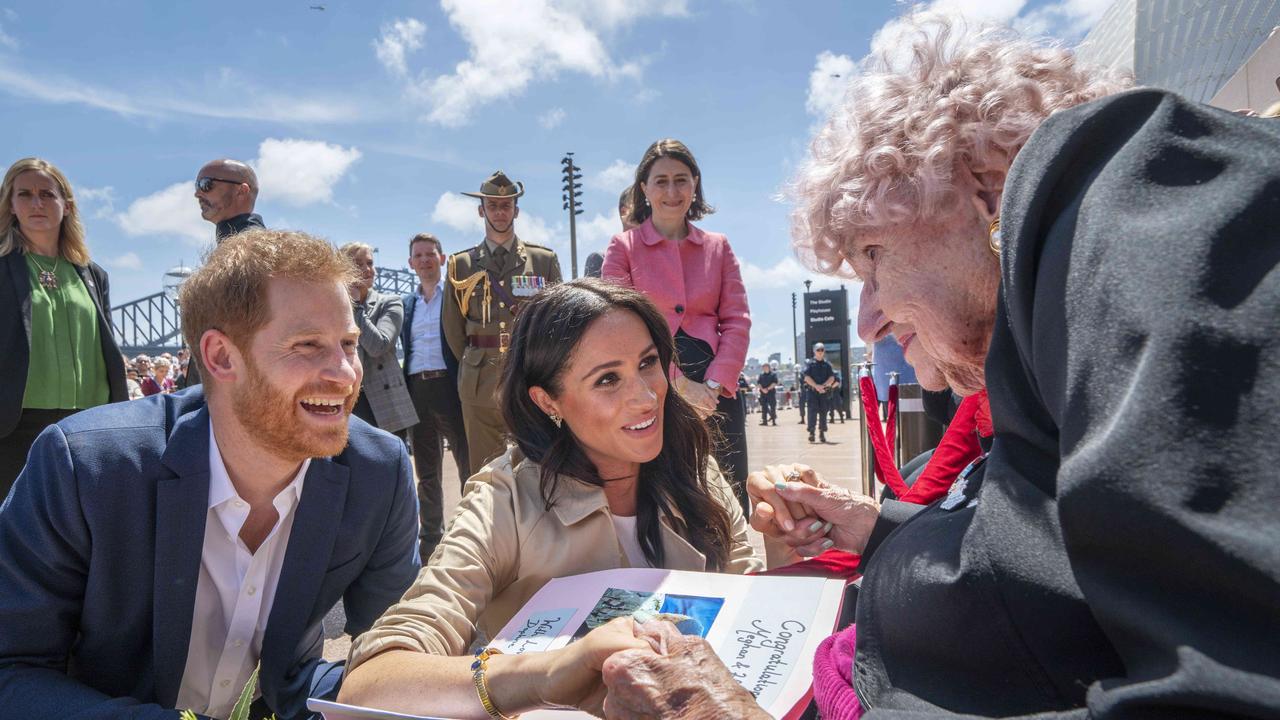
[673,374,719,419]
[562,465,880,718]
[746,463,880,557]
[542,617,768,719]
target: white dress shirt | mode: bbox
[407,281,447,374]
[175,424,310,719]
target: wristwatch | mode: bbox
[705,379,722,392]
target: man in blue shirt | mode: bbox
[401,233,469,560]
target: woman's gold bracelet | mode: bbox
[471,646,518,720]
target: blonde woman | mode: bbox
[0,158,125,497]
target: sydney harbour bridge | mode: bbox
[111,266,419,356]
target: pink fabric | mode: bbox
[812,625,863,720]
[602,219,751,393]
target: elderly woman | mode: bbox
[339,279,760,718]
[599,16,1280,720]
[0,158,126,497]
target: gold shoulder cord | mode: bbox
[449,255,492,325]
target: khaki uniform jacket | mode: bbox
[348,449,762,666]
[442,238,562,408]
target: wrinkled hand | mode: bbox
[749,465,879,556]
[541,617,651,715]
[674,376,718,419]
[601,621,771,720]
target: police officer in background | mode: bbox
[756,362,778,426]
[803,342,836,443]
[443,171,563,474]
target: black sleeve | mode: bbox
[986,89,1280,719]
[856,500,925,571]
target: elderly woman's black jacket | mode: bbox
[0,250,128,438]
[855,89,1280,718]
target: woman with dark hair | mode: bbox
[340,278,760,719]
[0,158,126,497]
[603,139,752,512]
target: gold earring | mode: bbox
[549,413,562,428]
[988,216,1002,256]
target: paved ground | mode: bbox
[322,401,865,661]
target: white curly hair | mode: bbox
[791,12,1130,276]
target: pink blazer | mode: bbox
[602,219,751,393]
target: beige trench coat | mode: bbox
[349,448,762,667]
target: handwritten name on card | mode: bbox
[498,609,575,655]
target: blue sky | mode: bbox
[2,0,1107,363]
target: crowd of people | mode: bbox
[2,10,1279,720]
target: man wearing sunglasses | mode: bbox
[194,158,264,243]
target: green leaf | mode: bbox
[179,712,200,720]
[228,663,261,720]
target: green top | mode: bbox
[22,253,110,410]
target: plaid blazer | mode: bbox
[354,289,419,432]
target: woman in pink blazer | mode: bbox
[603,138,751,511]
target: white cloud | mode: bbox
[387,0,688,127]
[253,138,361,206]
[593,159,636,194]
[115,182,210,246]
[117,138,361,244]
[76,185,116,219]
[538,107,566,129]
[1014,0,1112,40]
[515,212,561,253]
[805,51,856,118]
[104,252,142,270]
[739,255,836,291]
[374,18,426,77]
[0,25,16,51]
[0,62,370,124]
[577,212,620,254]
[865,0,1108,72]
[556,0,689,29]
[431,192,484,234]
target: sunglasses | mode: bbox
[195,176,244,193]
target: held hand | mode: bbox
[773,481,880,556]
[749,466,839,558]
[540,617,651,715]
[747,464,821,536]
[601,621,771,720]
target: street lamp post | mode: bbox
[791,292,798,366]
[560,153,584,278]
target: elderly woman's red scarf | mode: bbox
[763,389,993,581]
[899,390,991,504]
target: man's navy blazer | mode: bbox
[0,388,420,719]
[400,288,458,383]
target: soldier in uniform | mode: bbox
[443,171,563,475]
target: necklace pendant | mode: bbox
[39,270,59,290]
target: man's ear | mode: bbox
[528,386,559,418]
[512,205,520,220]
[477,203,486,219]
[199,329,244,384]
